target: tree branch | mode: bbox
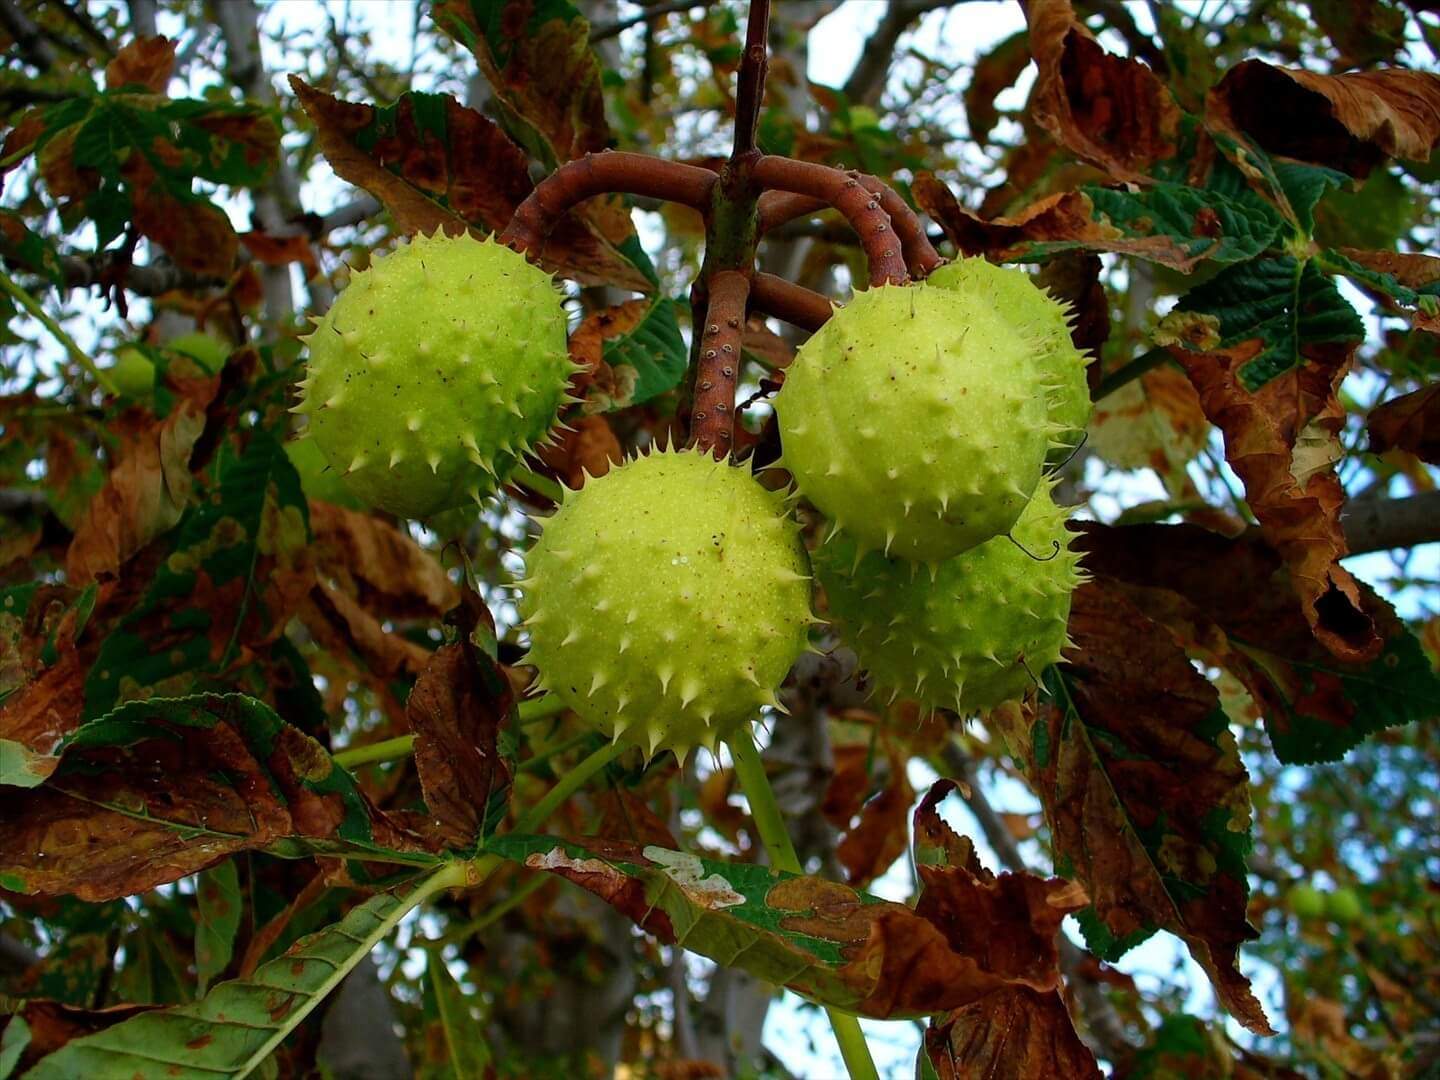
[126,0,158,37]
[752,157,908,285]
[0,0,59,70]
[758,172,941,277]
[499,152,716,256]
[587,0,701,42]
[749,272,832,332]
[689,270,749,455]
[840,0,957,107]
[1341,490,1440,556]
[731,0,770,159]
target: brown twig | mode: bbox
[499,152,717,256]
[751,157,909,286]
[689,270,750,456]
[750,272,833,332]
[732,0,770,159]
[758,174,942,276]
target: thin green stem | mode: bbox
[517,731,594,774]
[729,725,880,1080]
[431,870,551,948]
[518,694,569,725]
[513,738,627,834]
[1093,345,1170,402]
[333,734,414,769]
[332,697,569,769]
[0,267,119,396]
[512,463,565,503]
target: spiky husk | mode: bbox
[815,480,1083,715]
[928,258,1092,469]
[518,447,814,761]
[773,283,1053,564]
[292,231,576,519]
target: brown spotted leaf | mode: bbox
[1208,61,1440,179]
[408,591,514,851]
[1368,384,1440,463]
[924,986,1101,1080]
[290,78,648,291]
[989,583,1272,1034]
[1074,522,1440,765]
[1088,366,1210,494]
[0,694,437,902]
[1022,0,1181,183]
[308,501,458,621]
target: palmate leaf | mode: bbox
[21,866,462,1080]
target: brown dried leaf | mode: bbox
[1023,0,1181,182]
[308,501,458,620]
[1208,62,1440,179]
[535,414,622,489]
[65,401,209,583]
[104,36,176,93]
[0,1000,153,1073]
[0,695,430,901]
[835,746,914,889]
[1172,339,1378,661]
[1367,384,1440,464]
[912,781,1087,989]
[965,30,1032,148]
[290,78,648,291]
[925,986,1101,1080]
[1035,252,1109,368]
[409,625,514,849]
[914,180,1225,272]
[297,582,432,682]
[991,583,1272,1035]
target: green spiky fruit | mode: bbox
[773,283,1052,564]
[518,447,814,761]
[108,346,156,397]
[167,331,229,373]
[815,481,1082,715]
[1287,883,1326,921]
[1326,887,1365,925]
[929,258,1092,469]
[293,231,575,519]
[286,436,364,511]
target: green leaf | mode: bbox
[0,1016,31,1079]
[21,869,458,1080]
[601,297,687,407]
[1176,255,1364,390]
[84,430,310,718]
[1317,248,1440,314]
[1081,182,1282,266]
[194,860,242,994]
[424,952,491,1079]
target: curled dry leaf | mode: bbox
[408,589,514,850]
[834,743,914,889]
[1088,366,1210,495]
[913,178,1273,274]
[308,501,458,620]
[536,414,623,489]
[1207,61,1440,179]
[1022,0,1181,183]
[1170,337,1378,661]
